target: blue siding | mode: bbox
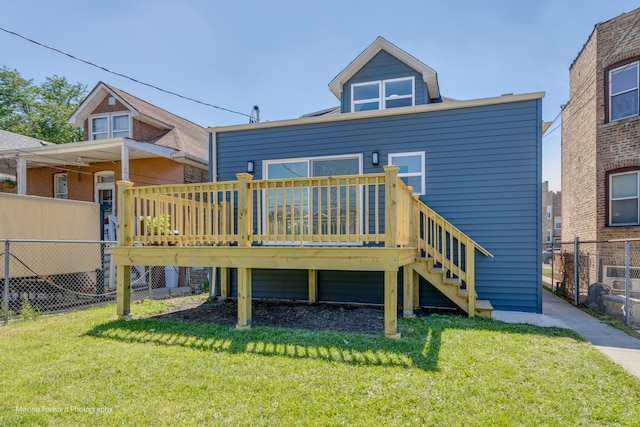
[340,50,429,113]
[216,99,543,313]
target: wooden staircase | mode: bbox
[411,256,493,318]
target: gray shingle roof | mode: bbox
[0,130,51,151]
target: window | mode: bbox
[351,77,414,112]
[95,171,115,207]
[609,61,639,121]
[264,155,362,238]
[554,216,561,230]
[546,206,552,219]
[610,171,639,226]
[90,113,130,140]
[388,152,425,195]
[546,229,552,243]
[54,173,67,199]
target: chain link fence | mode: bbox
[2,240,208,325]
[544,238,640,329]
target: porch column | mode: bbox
[236,267,252,329]
[403,265,416,318]
[384,270,401,339]
[16,156,26,195]
[121,142,130,181]
[308,269,318,304]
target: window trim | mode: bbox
[89,112,131,140]
[546,205,552,220]
[388,151,426,196]
[606,58,640,123]
[94,171,115,204]
[350,76,415,112]
[608,169,640,226]
[54,173,68,199]
[546,229,552,243]
[554,216,561,230]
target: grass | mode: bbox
[1,298,640,426]
[581,306,640,339]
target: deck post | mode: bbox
[116,180,134,318]
[466,243,476,317]
[413,268,420,310]
[384,270,401,338]
[237,267,252,329]
[220,267,230,298]
[308,269,318,304]
[403,265,416,318]
[384,165,399,248]
[236,173,253,248]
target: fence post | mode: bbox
[3,239,8,325]
[574,236,579,306]
[625,240,630,327]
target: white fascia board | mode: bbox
[68,83,138,126]
[328,37,440,100]
[209,92,545,134]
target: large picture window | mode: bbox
[610,170,639,226]
[263,155,362,238]
[388,151,425,195]
[609,61,639,122]
[351,77,414,112]
[90,113,130,140]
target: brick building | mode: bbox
[561,8,640,279]
[542,181,561,246]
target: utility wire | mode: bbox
[0,26,252,119]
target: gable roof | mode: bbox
[328,36,440,100]
[0,129,51,151]
[68,82,208,161]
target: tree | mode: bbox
[0,67,86,143]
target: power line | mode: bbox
[0,26,252,119]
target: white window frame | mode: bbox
[609,170,640,226]
[388,151,425,196]
[263,154,363,245]
[554,216,561,230]
[546,206,552,220]
[609,61,639,122]
[546,229,552,243]
[54,173,67,199]
[351,76,415,112]
[90,113,131,140]
[94,171,115,204]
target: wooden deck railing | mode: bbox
[117,165,491,263]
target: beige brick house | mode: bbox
[561,7,640,278]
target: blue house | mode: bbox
[113,37,544,337]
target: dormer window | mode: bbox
[351,77,415,112]
[90,113,131,140]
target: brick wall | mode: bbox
[542,181,562,244]
[562,27,598,242]
[595,10,640,243]
[183,165,208,184]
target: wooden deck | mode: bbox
[113,166,493,338]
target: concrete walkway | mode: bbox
[493,289,640,379]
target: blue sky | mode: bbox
[2,1,638,191]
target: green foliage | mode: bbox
[0,66,86,143]
[142,214,173,235]
[18,300,40,320]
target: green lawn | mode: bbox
[1,297,640,426]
